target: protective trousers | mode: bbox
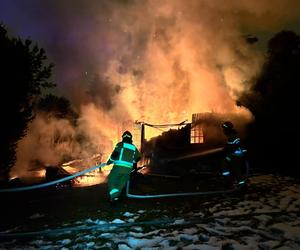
[108,165,132,200]
[223,155,245,183]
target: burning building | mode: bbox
[125,112,247,174]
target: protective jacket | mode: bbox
[107,142,141,168]
[223,131,246,162]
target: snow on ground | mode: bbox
[0,174,300,249]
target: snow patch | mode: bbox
[131,226,143,232]
[29,213,44,219]
[86,241,95,247]
[99,233,113,239]
[123,212,135,217]
[129,231,144,238]
[59,239,72,245]
[112,218,125,224]
[118,244,131,250]
[85,218,94,224]
[94,219,107,225]
[173,219,185,225]
[271,223,300,241]
[127,236,163,248]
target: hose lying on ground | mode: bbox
[0,163,107,193]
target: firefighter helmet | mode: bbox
[122,131,132,139]
[222,121,234,130]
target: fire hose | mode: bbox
[0,163,107,193]
[0,160,249,199]
[125,160,250,199]
[125,176,248,199]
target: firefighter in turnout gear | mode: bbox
[221,121,247,186]
[107,131,141,203]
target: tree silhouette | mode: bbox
[239,30,300,174]
[37,94,78,125]
[0,25,54,181]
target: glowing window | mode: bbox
[190,124,204,144]
[190,113,204,144]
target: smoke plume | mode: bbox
[2,0,300,176]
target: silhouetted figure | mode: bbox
[221,121,247,187]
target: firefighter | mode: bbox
[221,121,247,186]
[107,131,141,203]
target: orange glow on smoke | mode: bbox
[13,0,262,181]
[61,155,112,186]
[74,170,110,187]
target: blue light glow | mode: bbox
[222,171,230,176]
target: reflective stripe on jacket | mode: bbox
[224,135,246,159]
[109,142,141,168]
